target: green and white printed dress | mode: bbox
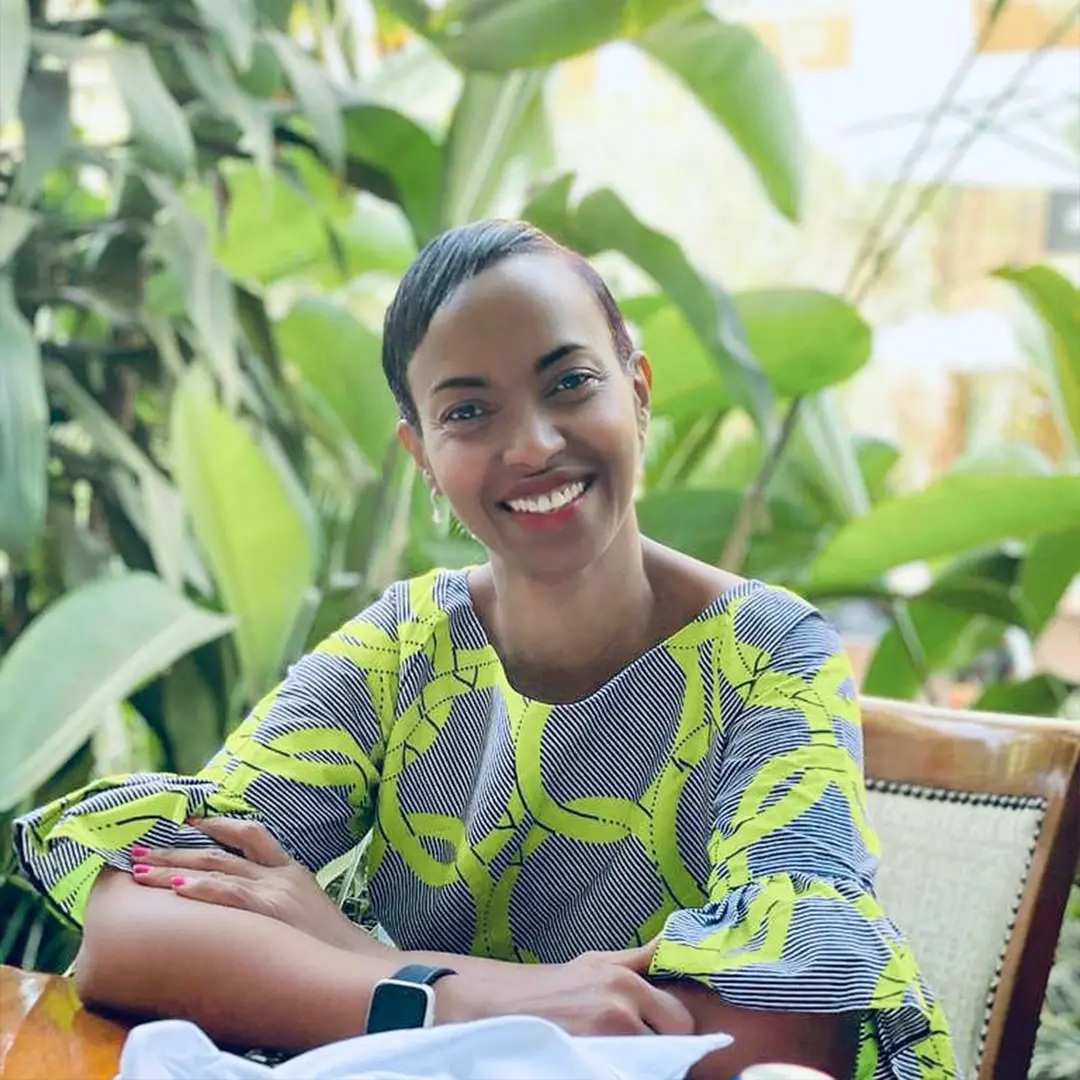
[15,570,958,1079]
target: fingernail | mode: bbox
[170,876,186,887]
[133,864,151,875]
[130,845,149,857]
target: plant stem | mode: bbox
[720,398,803,570]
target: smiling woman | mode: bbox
[13,221,957,1080]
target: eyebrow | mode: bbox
[430,343,583,395]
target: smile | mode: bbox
[502,479,591,515]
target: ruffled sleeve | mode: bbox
[649,591,959,1080]
[13,585,402,930]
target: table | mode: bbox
[0,964,129,1080]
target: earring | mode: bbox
[429,485,446,527]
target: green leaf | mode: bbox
[809,474,1080,589]
[161,655,226,774]
[0,274,47,559]
[855,436,900,504]
[191,0,255,71]
[524,176,774,433]
[738,290,871,394]
[108,44,196,179]
[275,298,398,469]
[177,42,273,173]
[994,264,1080,448]
[640,289,869,420]
[0,206,37,267]
[44,365,190,591]
[151,197,243,411]
[1020,528,1080,637]
[440,69,552,229]
[410,0,696,72]
[638,8,803,220]
[268,31,344,171]
[0,573,234,813]
[11,67,70,205]
[341,102,442,243]
[170,365,319,699]
[974,674,1070,718]
[0,0,30,129]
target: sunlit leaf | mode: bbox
[994,264,1080,448]
[0,573,234,813]
[0,0,30,129]
[1020,529,1080,637]
[0,274,47,558]
[275,298,398,469]
[638,7,804,220]
[440,69,552,229]
[268,31,344,171]
[11,68,71,205]
[191,0,256,71]
[809,474,1080,589]
[108,44,195,179]
[170,365,320,699]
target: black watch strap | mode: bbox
[391,963,457,986]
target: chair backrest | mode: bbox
[860,696,1080,1080]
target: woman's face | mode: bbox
[399,252,650,578]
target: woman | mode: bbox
[14,221,957,1080]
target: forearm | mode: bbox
[668,981,858,1080]
[76,869,402,1052]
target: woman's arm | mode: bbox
[669,981,858,1080]
[76,869,402,1052]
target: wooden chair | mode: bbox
[860,696,1080,1080]
[2,698,1078,1080]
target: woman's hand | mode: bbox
[127,817,377,955]
[430,941,696,1037]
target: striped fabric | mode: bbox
[14,569,957,1080]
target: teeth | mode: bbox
[507,481,586,514]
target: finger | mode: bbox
[170,873,265,916]
[129,864,181,890]
[189,817,292,868]
[128,844,261,879]
[634,982,696,1036]
[607,939,659,974]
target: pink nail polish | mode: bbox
[133,864,151,875]
[171,876,186,887]
[130,845,149,857]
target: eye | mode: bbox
[443,401,487,424]
[551,370,598,395]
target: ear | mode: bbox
[631,351,651,437]
[397,419,436,490]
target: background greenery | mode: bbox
[1,1,1077,1073]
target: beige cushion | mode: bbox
[866,781,1045,1078]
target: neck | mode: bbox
[478,519,656,694]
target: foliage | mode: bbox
[0,0,1077,1062]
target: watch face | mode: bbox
[367,980,433,1034]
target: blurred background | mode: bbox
[0,0,1077,1073]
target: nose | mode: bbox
[502,406,566,470]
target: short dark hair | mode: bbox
[382,220,634,426]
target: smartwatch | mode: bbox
[365,964,457,1034]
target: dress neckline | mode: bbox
[447,567,765,708]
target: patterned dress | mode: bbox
[15,569,958,1079]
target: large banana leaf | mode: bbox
[638,7,803,220]
[809,474,1080,589]
[0,573,234,813]
[640,289,870,419]
[994,264,1080,450]
[0,0,30,129]
[525,176,774,435]
[385,0,696,71]
[0,275,47,559]
[170,366,320,700]
[440,69,552,228]
[275,298,399,471]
